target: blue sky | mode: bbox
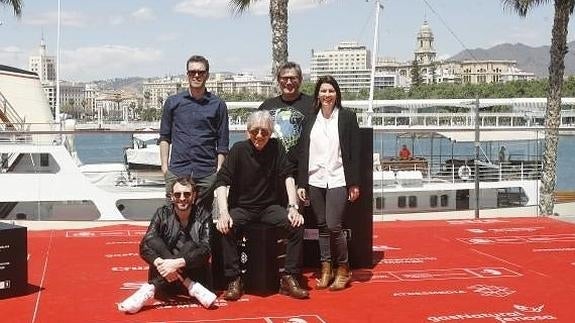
[0,0,569,82]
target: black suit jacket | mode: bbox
[297,107,361,189]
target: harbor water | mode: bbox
[73,131,575,190]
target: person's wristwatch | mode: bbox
[287,204,299,210]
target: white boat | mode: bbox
[0,65,166,221]
[125,132,161,170]
[372,130,546,220]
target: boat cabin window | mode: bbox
[430,195,438,208]
[441,194,449,207]
[1,153,60,173]
[375,197,384,210]
[398,196,406,208]
[408,196,417,208]
[40,153,49,167]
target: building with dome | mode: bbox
[310,21,535,92]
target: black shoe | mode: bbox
[223,276,243,301]
[279,275,309,299]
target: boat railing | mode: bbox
[0,89,27,132]
[374,157,542,187]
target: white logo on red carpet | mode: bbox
[447,219,507,225]
[379,256,437,265]
[393,289,466,297]
[111,265,148,272]
[459,233,575,245]
[373,245,401,251]
[104,252,139,258]
[427,304,557,322]
[466,227,544,234]
[361,266,521,283]
[468,284,516,297]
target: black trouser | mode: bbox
[221,205,304,279]
[146,238,210,297]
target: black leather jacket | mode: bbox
[140,204,211,269]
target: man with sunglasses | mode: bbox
[118,176,216,313]
[259,62,312,205]
[214,110,309,301]
[159,55,229,211]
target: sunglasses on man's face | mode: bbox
[249,128,271,137]
[187,70,207,77]
[172,191,192,199]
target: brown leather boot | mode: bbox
[222,276,243,301]
[279,274,309,299]
[316,261,333,290]
[329,263,352,291]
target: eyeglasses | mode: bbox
[172,191,192,199]
[187,70,207,77]
[249,128,271,137]
[279,76,299,83]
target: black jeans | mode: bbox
[146,237,211,296]
[221,205,304,279]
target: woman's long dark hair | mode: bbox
[312,75,343,114]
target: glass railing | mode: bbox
[1,114,574,222]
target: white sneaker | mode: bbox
[118,283,155,314]
[189,282,217,308]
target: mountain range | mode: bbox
[449,41,575,78]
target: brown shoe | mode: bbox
[316,261,333,290]
[279,274,309,299]
[329,263,352,291]
[223,276,243,301]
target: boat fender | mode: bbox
[458,165,471,180]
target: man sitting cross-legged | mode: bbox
[118,176,216,314]
[215,110,309,301]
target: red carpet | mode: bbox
[2,217,575,322]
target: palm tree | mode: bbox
[502,0,575,216]
[1,0,22,16]
[230,0,288,78]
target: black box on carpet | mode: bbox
[241,223,282,296]
[0,222,27,299]
[210,222,284,296]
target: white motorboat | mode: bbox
[0,65,165,221]
[125,132,161,170]
[372,130,545,220]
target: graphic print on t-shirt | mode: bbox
[268,107,305,152]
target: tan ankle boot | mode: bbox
[316,261,333,290]
[329,263,352,291]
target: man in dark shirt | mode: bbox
[159,55,229,209]
[214,110,309,301]
[118,176,216,313]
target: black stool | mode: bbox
[241,223,284,296]
[211,222,285,296]
[0,222,27,299]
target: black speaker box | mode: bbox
[0,222,27,299]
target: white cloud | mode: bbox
[131,7,157,22]
[23,11,88,27]
[174,0,234,18]
[173,0,322,18]
[155,33,180,42]
[109,15,125,26]
[60,45,163,81]
[0,46,26,68]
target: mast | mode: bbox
[55,0,61,123]
[367,0,383,127]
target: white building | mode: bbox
[310,41,373,92]
[28,38,56,83]
[311,21,535,92]
[142,77,182,109]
